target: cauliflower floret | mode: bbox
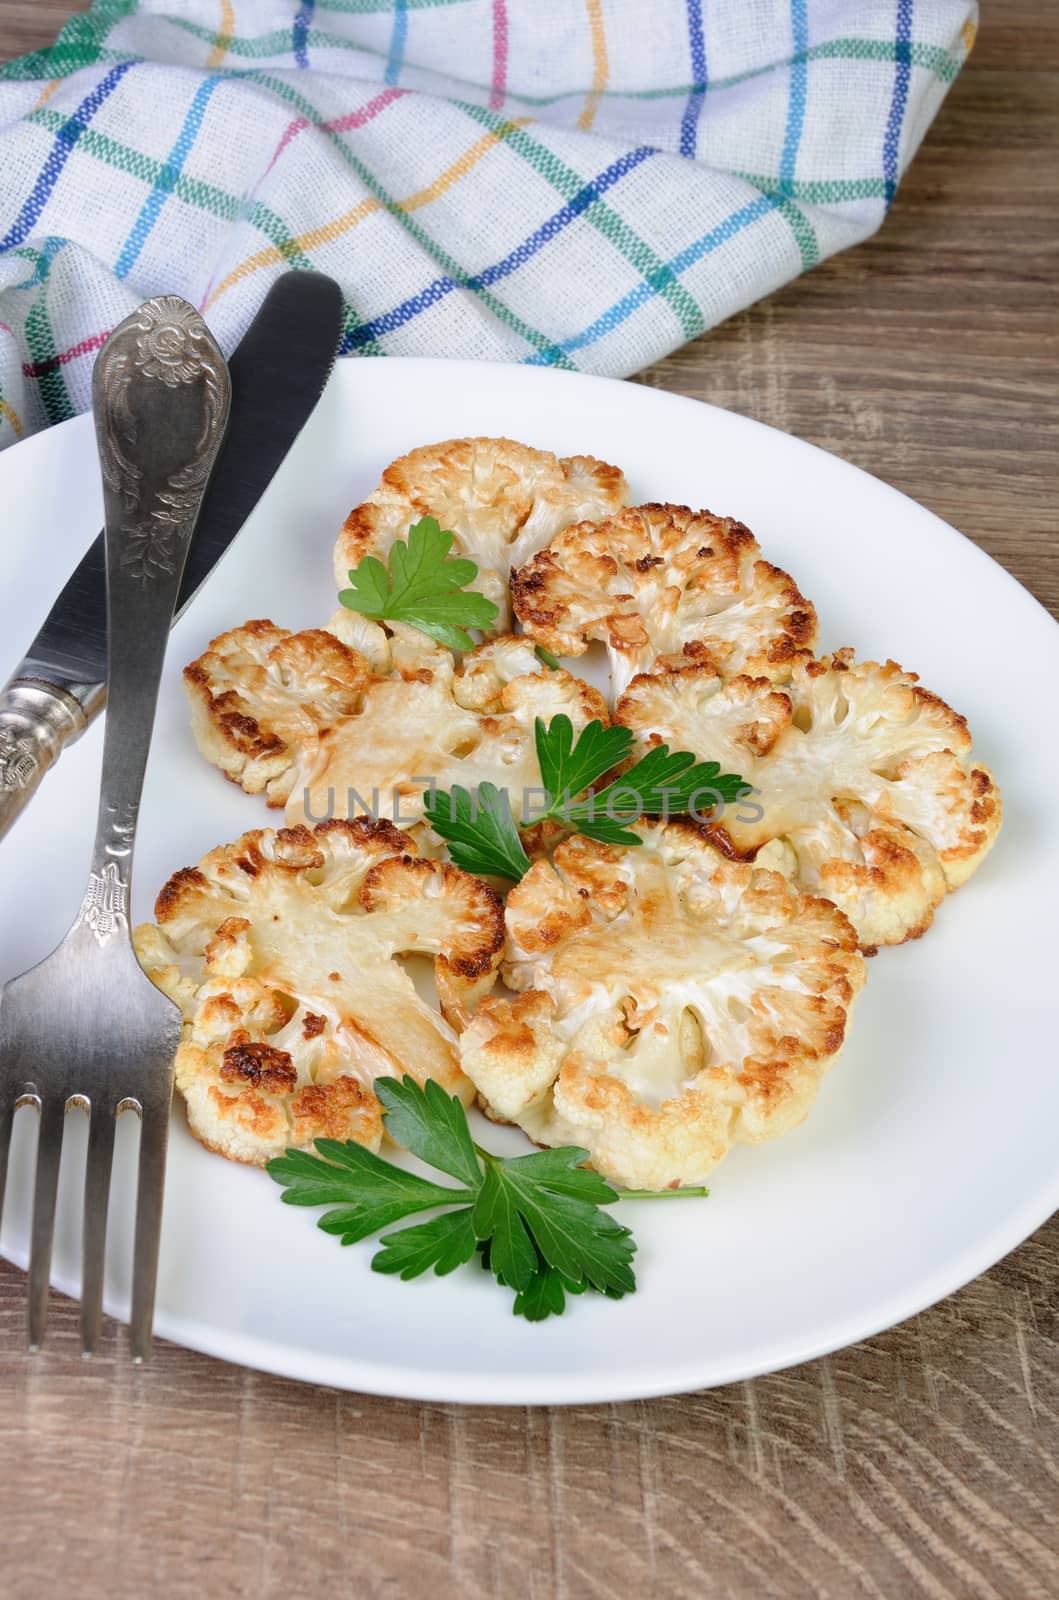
[453,634,565,712]
[511,503,817,695]
[134,818,504,1165]
[335,437,629,631]
[460,824,865,1190]
[185,617,608,829]
[184,618,374,799]
[617,650,1002,950]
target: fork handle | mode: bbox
[73,298,230,946]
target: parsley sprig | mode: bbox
[266,1076,707,1321]
[421,781,533,881]
[424,714,746,877]
[339,516,499,650]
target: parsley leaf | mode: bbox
[565,742,748,845]
[267,1077,646,1321]
[513,1260,586,1321]
[268,1141,471,1245]
[425,716,746,878]
[376,1076,481,1187]
[473,1161,541,1291]
[497,1146,619,1204]
[422,781,531,881]
[373,1208,479,1280]
[338,515,499,650]
[480,1236,590,1322]
[535,714,634,810]
[484,1150,635,1296]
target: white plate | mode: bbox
[1,360,1056,1404]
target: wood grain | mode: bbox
[0,5,1057,1598]
[0,0,89,57]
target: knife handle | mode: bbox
[0,679,91,841]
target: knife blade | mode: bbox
[0,271,344,841]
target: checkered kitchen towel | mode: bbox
[0,0,977,446]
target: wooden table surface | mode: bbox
[0,5,1056,1597]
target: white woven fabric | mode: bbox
[0,0,977,444]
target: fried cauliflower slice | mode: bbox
[511,503,817,694]
[134,818,503,1166]
[185,612,608,827]
[288,630,609,830]
[460,824,865,1191]
[618,650,1002,950]
[335,437,629,631]
[184,618,375,797]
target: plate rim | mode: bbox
[11,359,1059,639]
[5,1172,1056,1404]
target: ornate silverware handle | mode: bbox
[0,680,91,837]
[74,297,230,940]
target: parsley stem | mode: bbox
[472,1140,707,1201]
[616,1186,710,1200]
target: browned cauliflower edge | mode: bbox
[617,650,1002,951]
[511,502,817,693]
[334,437,629,630]
[183,615,609,831]
[183,617,373,804]
[133,818,504,1166]
[459,822,865,1191]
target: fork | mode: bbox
[0,296,230,1359]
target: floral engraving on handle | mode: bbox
[78,861,129,946]
[134,299,215,387]
[95,296,227,585]
[0,730,38,792]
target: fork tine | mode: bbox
[129,1096,171,1362]
[80,1103,116,1358]
[27,1096,65,1351]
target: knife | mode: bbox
[0,271,344,842]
